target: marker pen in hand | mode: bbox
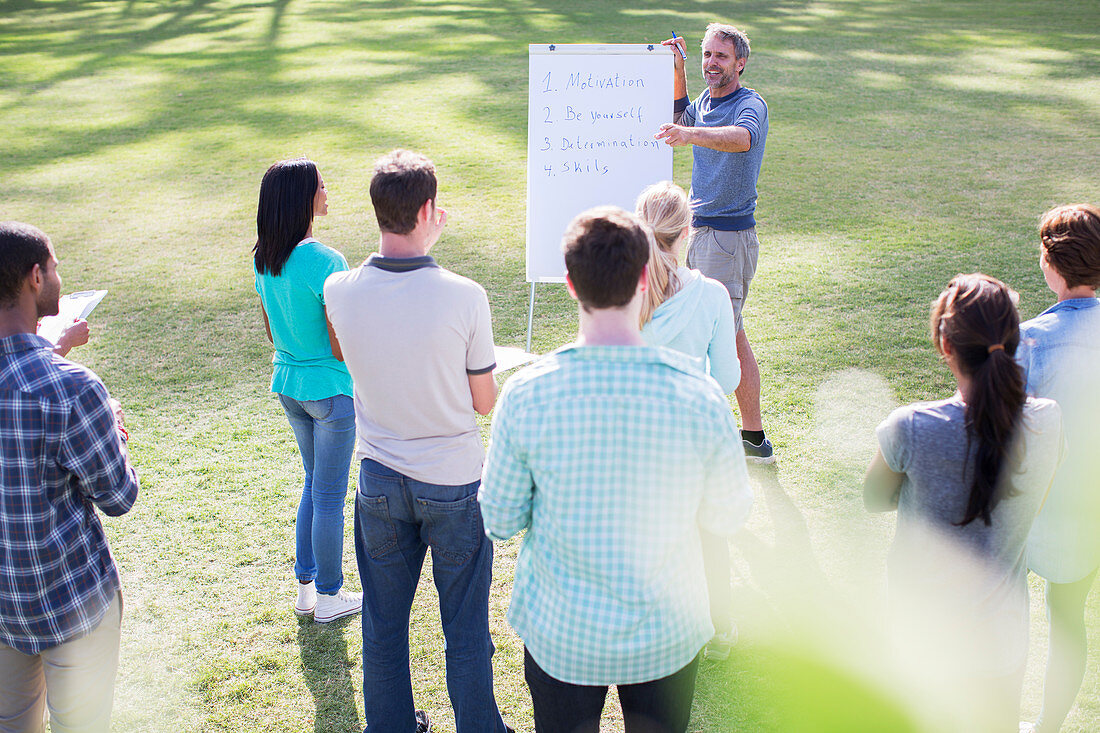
[671,31,687,60]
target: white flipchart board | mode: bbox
[526,44,674,283]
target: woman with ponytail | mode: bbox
[636,181,741,396]
[635,181,743,662]
[254,158,362,624]
[864,274,1064,728]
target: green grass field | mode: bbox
[2,0,1099,730]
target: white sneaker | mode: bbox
[314,588,363,623]
[295,580,316,617]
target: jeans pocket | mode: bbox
[302,396,335,420]
[323,394,355,423]
[356,493,398,559]
[416,494,481,565]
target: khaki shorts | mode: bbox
[686,226,760,333]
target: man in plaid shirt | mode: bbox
[480,207,753,732]
[0,222,138,732]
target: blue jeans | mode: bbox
[355,458,506,733]
[279,394,356,595]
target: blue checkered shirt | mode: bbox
[480,344,753,685]
[0,333,138,654]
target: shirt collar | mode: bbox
[707,85,749,106]
[0,332,54,355]
[554,344,650,360]
[552,343,702,372]
[366,254,438,272]
[1041,297,1099,316]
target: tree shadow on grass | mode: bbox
[297,615,361,733]
[4,0,1097,236]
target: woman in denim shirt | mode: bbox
[1017,204,1100,733]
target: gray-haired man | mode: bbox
[656,23,774,463]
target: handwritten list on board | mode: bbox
[526,45,674,282]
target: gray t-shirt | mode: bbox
[324,255,496,485]
[876,396,1063,675]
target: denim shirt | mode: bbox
[1017,297,1100,582]
[1017,297,1100,396]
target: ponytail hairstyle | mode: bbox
[930,274,1026,526]
[254,158,319,276]
[635,181,691,326]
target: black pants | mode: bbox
[523,647,701,733]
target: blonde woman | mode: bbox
[637,181,741,396]
[636,180,745,661]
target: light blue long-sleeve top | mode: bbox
[641,267,741,394]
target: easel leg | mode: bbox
[525,281,537,354]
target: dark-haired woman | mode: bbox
[254,158,361,623]
[864,274,1063,729]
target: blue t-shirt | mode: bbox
[677,86,768,231]
[254,238,353,401]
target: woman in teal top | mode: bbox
[254,158,361,624]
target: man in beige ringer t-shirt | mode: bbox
[324,150,509,733]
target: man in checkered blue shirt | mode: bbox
[480,207,753,732]
[0,222,138,732]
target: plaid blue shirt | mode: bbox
[0,333,138,654]
[480,344,753,685]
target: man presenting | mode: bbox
[656,23,774,463]
[480,207,753,732]
[0,222,139,732]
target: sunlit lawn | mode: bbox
[2,0,1098,730]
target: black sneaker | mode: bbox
[742,436,776,465]
[415,710,432,733]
